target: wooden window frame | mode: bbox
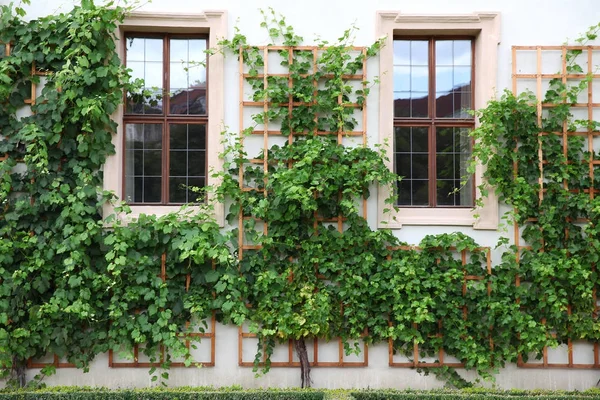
[393,36,476,208]
[376,11,500,229]
[122,33,209,205]
[103,11,226,224]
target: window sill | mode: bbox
[378,183,498,230]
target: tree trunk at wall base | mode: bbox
[295,337,312,388]
[11,356,26,388]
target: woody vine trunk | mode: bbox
[295,338,311,388]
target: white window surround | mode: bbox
[376,11,501,230]
[103,11,227,225]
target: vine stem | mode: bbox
[294,337,311,388]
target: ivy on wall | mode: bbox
[1,0,600,391]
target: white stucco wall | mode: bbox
[6,0,600,390]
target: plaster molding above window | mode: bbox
[103,10,227,226]
[376,11,500,230]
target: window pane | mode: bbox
[435,40,473,118]
[124,123,163,203]
[393,41,410,65]
[412,180,429,206]
[144,177,162,203]
[410,93,428,117]
[169,177,187,203]
[126,37,164,115]
[454,40,472,66]
[169,38,207,115]
[410,41,428,66]
[411,66,428,92]
[435,127,473,206]
[188,124,207,149]
[393,66,410,92]
[394,92,410,118]
[394,126,430,206]
[168,124,206,203]
[188,151,206,177]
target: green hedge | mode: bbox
[350,389,600,400]
[0,390,325,400]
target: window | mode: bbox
[124,35,208,204]
[104,11,226,223]
[393,38,474,207]
[376,11,500,229]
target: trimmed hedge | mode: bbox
[350,390,600,400]
[0,390,325,400]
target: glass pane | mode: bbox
[188,125,206,149]
[435,66,453,93]
[169,38,207,115]
[436,127,454,153]
[435,127,473,207]
[189,39,207,63]
[170,39,188,63]
[436,154,454,179]
[143,177,161,203]
[394,127,410,152]
[144,124,162,149]
[410,93,428,117]
[170,151,187,176]
[188,151,206,177]
[393,40,410,65]
[145,39,163,62]
[454,40,472,66]
[395,154,410,178]
[411,41,428,66]
[170,124,187,149]
[133,151,143,176]
[144,62,163,88]
[187,177,205,202]
[169,177,187,203]
[454,66,471,91]
[393,66,410,92]
[412,180,429,206]
[397,179,411,206]
[170,62,188,89]
[126,37,164,115]
[394,92,410,118]
[124,124,163,203]
[143,150,162,176]
[411,66,428,92]
[126,38,145,62]
[435,41,453,66]
[412,155,428,179]
[187,88,207,114]
[411,127,428,152]
[454,92,472,118]
[437,180,457,206]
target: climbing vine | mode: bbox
[2,0,600,391]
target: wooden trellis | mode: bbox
[237,45,369,368]
[387,246,492,368]
[108,254,216,368]
[0,43,9,161]
[512,45,600,369]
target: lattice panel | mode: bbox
[387,246,492,368]
[27,355,75,369]
[237,45,369,367]
[512,45,600,369]
[239,327,368,367]
[109,255,216,368]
